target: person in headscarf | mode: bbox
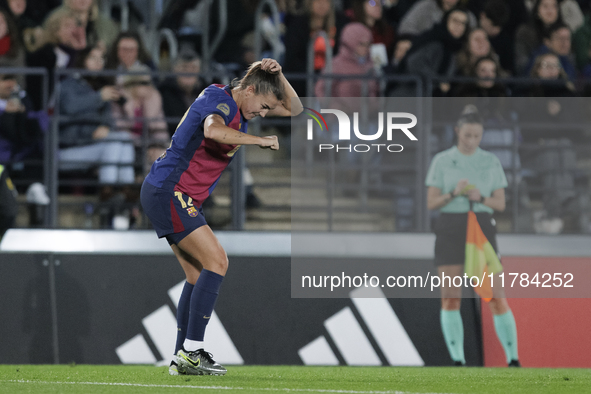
[402,8,470,83]
[315,21,378,98]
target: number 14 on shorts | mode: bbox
[175,191,199,217]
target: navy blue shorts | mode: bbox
[140,181,208,245]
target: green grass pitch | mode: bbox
[1,365,589,393]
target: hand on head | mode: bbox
[260,58,281,74]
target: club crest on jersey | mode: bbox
[216,103,230,116]
[186,207,198,217]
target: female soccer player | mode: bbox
[140,58,302,375]
[425,106,520,367]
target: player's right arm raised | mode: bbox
[203,114,279,150]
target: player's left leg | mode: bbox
[168,245,203,375]
[174,225,228,375]
[489,281,520,366]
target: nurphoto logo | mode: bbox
[304,107,418,153]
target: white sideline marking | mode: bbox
[2,380,451,394]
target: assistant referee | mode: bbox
[425,105,520,367]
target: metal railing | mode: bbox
[254,0,283,62]
[151,28,179,68]
[201,0,228,77]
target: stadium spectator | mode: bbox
[426,105,520,367]
[112,64,168,176]
[453,56,508,97]
[105,31,156,81]
[476,0,519,74]
[283,0,347,96]
[1,0,38,55]
[397,0,476,37]
[398,7,469,95]
[61,0,119,51]
[315,22,378,98]
[528,52,577,98]
[25,7,86,110]
[515,0,563,75]
[346,0,396,60]
[524,23,576,80]
[159,49,204,137]
[0,73,43,173]
[455,28,504,77]
[0,7,25,70]
[58,46,135,185]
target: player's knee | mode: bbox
[209,250,229,275]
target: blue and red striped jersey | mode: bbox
[144,84,247,207]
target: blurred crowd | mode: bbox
[0,0,209,229]
[0,0,590,233]
[278,0,590,97]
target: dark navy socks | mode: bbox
[175,281,194,354]
[185,269,224,342]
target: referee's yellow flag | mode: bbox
[464,211,503,302]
